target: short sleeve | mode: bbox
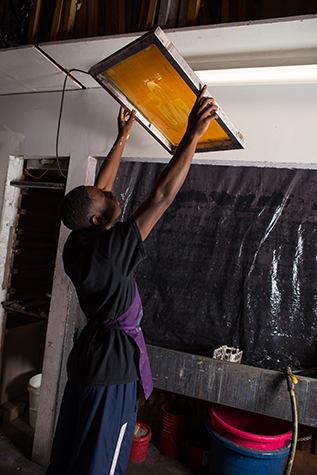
[97,216,146,277]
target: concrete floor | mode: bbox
[0,413,44,475]
[0,411,316,475]
[0,412,203,475]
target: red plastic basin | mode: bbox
[209,404,292,450]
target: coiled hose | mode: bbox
[283,366,298,475]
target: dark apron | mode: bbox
[101,282,153,399]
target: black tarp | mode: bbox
[112,162,317,372]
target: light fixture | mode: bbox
[195,65,317,86]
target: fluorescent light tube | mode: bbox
[195,65,317,86]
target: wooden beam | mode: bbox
[74,0,87,38]
[178,0,189,27]
[60,0,78,40]
[237,0,246,22]
[118,0,126,34]
[148,345,317,427]
[221,0,229,23]
[0,0,5,23]
[125,0,132,33]
[187,0,201,26]
[167,0,180,28]
[199,0,211,24]
[138,0,150,31]
[27,0,44,44]
[32,157,99,468]
[105,0,112,34]
[110,0,118,35]
[157,0,171,28]
[145,0,159,30]
[0,157,23,399]
[50,0,65,41]
[87,0,99,37]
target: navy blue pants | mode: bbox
[46,381,139,475]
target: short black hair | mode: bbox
[60,185,93,231]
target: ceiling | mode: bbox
[0,15,316,96]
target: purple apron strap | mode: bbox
[99,283,153,399]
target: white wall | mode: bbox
[0,81,316,205]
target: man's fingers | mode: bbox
[119,105,125,120]
[120,107,136,123]
[127,109,136,124]
[205,109,219,124]
[202,97,216,108]
[197,84,208,100]
[206,102,218,115]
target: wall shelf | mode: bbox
[0,157,68,406]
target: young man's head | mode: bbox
[60,185,121,231]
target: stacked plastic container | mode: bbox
[160,402,189,458]
[206,403,292,475]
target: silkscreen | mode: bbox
[89,27,246,153]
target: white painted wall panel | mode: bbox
[0,82,316,180]
[0,46,81,95]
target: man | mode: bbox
[46,86,218,474]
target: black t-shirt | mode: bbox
[63,216,146,386]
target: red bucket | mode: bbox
[129,422,152,464]
[160,402,189,458]
[185,429,210,468]
[209,404,292,450]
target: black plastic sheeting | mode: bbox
[0,0,34,48]
[113,162,317,373]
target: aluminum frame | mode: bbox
[89,27,246,154]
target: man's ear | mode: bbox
[90,215,106,226]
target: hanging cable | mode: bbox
[56,68,91,179]
[283,366,298,475]
[24,159,57,180]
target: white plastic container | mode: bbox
[27,373,42,429]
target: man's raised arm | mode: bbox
[95,106,136,191]
[133,85,218,241]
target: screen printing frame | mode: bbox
[89,27,246,154]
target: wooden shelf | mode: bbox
[13,241,57,250]
[15,228,59,241]
[5,320,47,335]
[3,305,49,319]
[11,181,65,190]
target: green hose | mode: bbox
[284,366,298,475]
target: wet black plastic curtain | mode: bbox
[113,162,317,372]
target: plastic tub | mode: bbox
[185,426,210,468]
[129,422,152,464]
[160,402,189,458]
[27,373,42,429]
[209,404,292,450]
[206,419,290,475]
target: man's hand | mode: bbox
[186,85,218,141]
[117,106,136,141]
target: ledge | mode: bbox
[147,345,317,427]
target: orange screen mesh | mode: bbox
[103,45,233,150]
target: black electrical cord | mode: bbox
[56,68,91,179]
[283,366,298,475]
